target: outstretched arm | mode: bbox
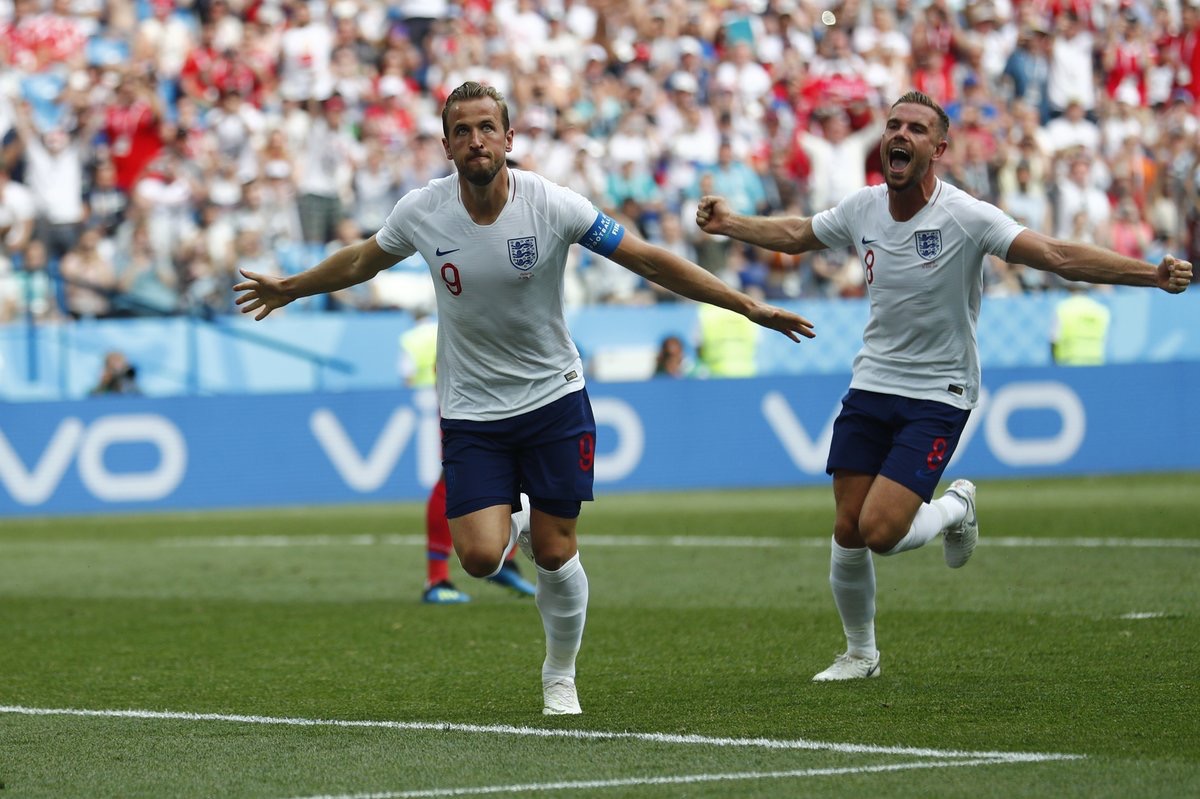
[234,235,398,320]
[608,232,815,341]
[695,195,829,255]
[1006,229,1192,293]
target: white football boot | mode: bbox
[943,479,979,569]
[542,677,582,715]
[812,651,882,682]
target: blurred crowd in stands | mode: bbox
[0,0,1198,325]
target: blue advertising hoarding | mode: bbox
[1,362,1198,517]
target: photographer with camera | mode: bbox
[90,350,141,396]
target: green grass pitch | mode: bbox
[1,473,1198,798]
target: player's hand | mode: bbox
[233,269,293,320]
[747,302,816,341]
[1158,256,1192,294]
[695,195,733,236]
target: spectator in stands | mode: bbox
[653,334,701,378]
[205,87,266,182]
[257,161,305,249]
[0,160,36,270]
[706,139,767,217]
[1047,10,1096,119]
[352,135,404,237]
[798,105,879,213]
[85,158,128,237]
[193,200,237,276]
[178,20,228,110]
[0,238,55,322]
[1054,152,1111,241]
[1110,199,1155,261]
[1000,160,1051,238]
[8,100,90,264]
[133,0,195,92]
[605,157,662,221]
[59,224,115,318]
[102,71,164,194]
[112,216,178,316]
[1102,84,1148,158]
[277,0,334,103]
[296,94,360,245]
[1045,97,1101,156]
[0,0,1195,336]
[181,252,229,316]
[1001,19,1052,123]
[134,152,199,265]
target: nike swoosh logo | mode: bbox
[435,247,461,257]
[861,237,877,246]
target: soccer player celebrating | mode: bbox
[696,90,1193,681]
[235,81,815,714]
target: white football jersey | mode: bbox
[376,169,605,421]
[812,180,1024,409]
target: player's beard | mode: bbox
[884,156,926,193]
[461,155,503,187]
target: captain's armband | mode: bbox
[578,212,625,257]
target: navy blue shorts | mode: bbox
[825,389,971,502]
[441,388,596,519]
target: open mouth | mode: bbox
[888,147,912,171]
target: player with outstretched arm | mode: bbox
[235,81,815,714]
[696,90,1192,681]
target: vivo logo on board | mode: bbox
[764,381,1087,472]
[0,414,187,506]
[309,393,648,492]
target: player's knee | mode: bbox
[832,517,863,548]
[858,512,904,554]
[458,548,502,578]
[534,551,570,571]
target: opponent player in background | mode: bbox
[235,81,816,714]
[697,90,1192,681]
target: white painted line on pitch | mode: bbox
[1119,611,1172,620]
[0,705,1083,763]
[152,533,1200,550]
[284,757,1059,799]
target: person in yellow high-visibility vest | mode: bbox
[399,311,439,388]
[1051,287,1111,366]
[696,302,761,377]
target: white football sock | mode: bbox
[829,538,876,657]
[487,494,532,577]
[511,494,531,540]
[536,552,588,682]
[883,500,953,555]
[884,493,970,556]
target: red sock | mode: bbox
[426,476,452,586]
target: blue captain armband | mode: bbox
[578,212,625,257]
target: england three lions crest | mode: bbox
[914,229,942,260]
[508,236,538,270]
